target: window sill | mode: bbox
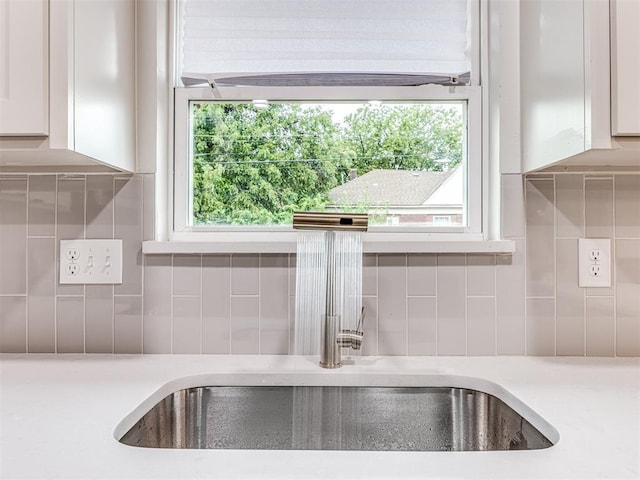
[142,235,515,254]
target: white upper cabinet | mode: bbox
[611,0,640,136]
[0,0,48,136]
[520,0,640,172]
[0,0,136,173]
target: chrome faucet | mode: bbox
[293,212,368,368]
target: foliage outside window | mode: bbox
[190,102,465,227]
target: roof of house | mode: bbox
[328,166,459,207]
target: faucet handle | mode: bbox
[337,306,366,350]
[337,330,363,350]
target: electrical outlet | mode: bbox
[66,248,80,261]
[60,239,123,284]
[579,238,611,288]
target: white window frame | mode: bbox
[167,0,494,253]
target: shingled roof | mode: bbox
[328,167,458,207]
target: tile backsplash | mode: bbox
[0,173,638,356]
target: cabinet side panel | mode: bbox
[0,0,48,136]
[611,0,640,136]
[520,0,586,171]
[74,0,136,171]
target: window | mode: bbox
[172,0,484,244]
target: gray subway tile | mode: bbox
[27,237,56,353]
[377,254,407,355]
[466,254,496,297]
[172,255,202,296]
[407,297,437,355]
[555,174,584,238]
[56,296,85,353]
[27,175,56,237]
[114,176,143,295]
[231,254,259,295]
[85,175,114,239]
[525,178,555,297]
[0,296,26,353]
[467,297,496,356]
[555,239,585,355]
[407,254,436,296]
[496,238,526,355]
[172,296,201,354]
[585,178,613,238]
[230,296,259,354]
[114,295,142,354]
[361,296,378,356]
[436,254,466,355]
[260,254,289,355]
[202,255,231,354]
[143,174,155,241]
[362,254,377,297]
[501,174,525,238]
[143,255,172,353]
[0,177,27,295]
[85,285,114,353]
[615,240,640,356]
[586,297,615,356]
[615,176,640,238]
[526,298,555,356]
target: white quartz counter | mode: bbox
[0,355,638,479]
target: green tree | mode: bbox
[192,102,463,225]
[192,103,347,225]
[340,104,463,173]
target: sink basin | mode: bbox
[118,377,557,452]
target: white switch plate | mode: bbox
[578,238,611,288]
[59,239,123,284]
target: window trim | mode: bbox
[173,85,483,245]
[166,0,497,252]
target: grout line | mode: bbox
[170,254,174,354]
[258,253,262,355]
[464,253,468,356]
[198,254,204,355]
[552,175,557,356]
[435,254,439,356]
[27,235,56,239]
[523,180,528,356]
[583,175,588,356]
[83,176,87,354]
[200,254,204,355]
[0,294,28,297]
[112,176,116,354]
[405,254,409,355]
[54,175,59,353]
[229,255,233,354]
[24,176,29,353]
[493,253,498,355]
[612,176,617,357]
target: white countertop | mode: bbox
[0,355,638,479]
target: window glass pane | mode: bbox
[190,101,465,227]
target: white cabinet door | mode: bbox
[0,0,48,136]
[611,0,640,136]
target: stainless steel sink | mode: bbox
[119,385,555,451]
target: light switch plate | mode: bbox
[59,239,123,284]
[578,238,611,288]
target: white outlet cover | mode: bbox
[60,239,123,284]
[578,238,611,288]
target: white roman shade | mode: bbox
[179,0,472,86]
